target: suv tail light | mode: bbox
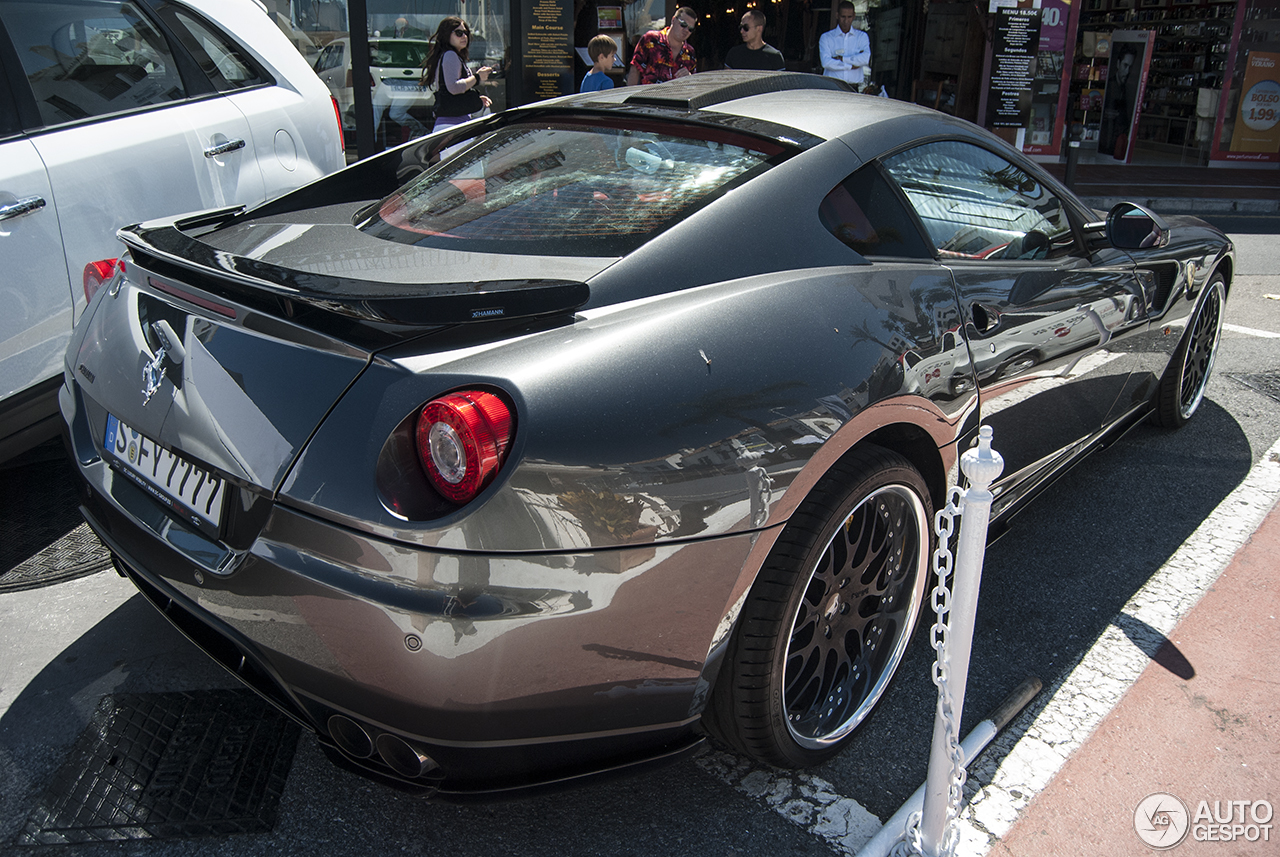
[83,258,121,302]
[416,391,513,504]
[330,95,344,151]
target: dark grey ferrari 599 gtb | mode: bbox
[60,72,1232,797]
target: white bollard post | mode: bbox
[918,426,1003,856]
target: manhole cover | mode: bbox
[0,441,111,592]
[16,689,300,845]
[1225,371,1280,405]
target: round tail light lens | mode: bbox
[416,391,513,504]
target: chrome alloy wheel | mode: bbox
[1177,279,1225,421]
[782,484,929,747]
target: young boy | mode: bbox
[581,34,617,92]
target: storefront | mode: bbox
[266,0,1278,168]
[266,0,523,157]
[983,0,1280,167]
[269,0,951,158]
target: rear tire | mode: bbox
[704,445,932,768]
[1152,274,1225,428]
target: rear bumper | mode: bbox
[64,382,763,795]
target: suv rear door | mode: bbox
[1,0,266,323]
[0,134,67,449]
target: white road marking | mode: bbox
[1224,323,1280,339]
[696,435,1280,856]
[695,748,881,854]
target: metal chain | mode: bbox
[890,486,967,857]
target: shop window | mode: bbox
[880,140,1076,261]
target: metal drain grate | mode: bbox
[17,689,299,845]
[0,441,110,592]
[0,523,112,593]
[1225,371,1280,405]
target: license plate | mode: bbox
[383,78,420,90]
[104,414,226,534]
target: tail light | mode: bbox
[416,391,513,504]
[83,258,121,302]
[330,95,344,150]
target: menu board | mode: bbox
[522,0,573,102]
[986,7,1042,128]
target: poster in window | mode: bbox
[1097,30,1153,162]
[1228,51,1280,160]
[597,6,623,30]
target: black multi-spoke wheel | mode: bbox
[1152,274,1225,428]
[704,445,932,767]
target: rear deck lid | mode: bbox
[71,255,375,496]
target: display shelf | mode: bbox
[1070,2,1232,156]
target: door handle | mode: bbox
[0,195,46,222]
[970,303,1001,335]
[204,138,247,158]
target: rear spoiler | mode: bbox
[116,215,590,338]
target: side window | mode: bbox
[880,140,1078,262]
[1,66,20,136]
[6,0,185,127]
[818,163,931,258]
[164,7,269,91]
[316,44,339,73]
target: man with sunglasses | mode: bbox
[626,7,698,85]
[724,10,784,71]
[819,1,871,84]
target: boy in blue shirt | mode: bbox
[582,34,617,92]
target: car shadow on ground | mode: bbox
[0,593,823,855]
[0,591,238,843]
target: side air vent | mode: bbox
[1142,262,1180,311]
[624,70,853,110]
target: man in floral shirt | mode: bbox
[625,7,697,85]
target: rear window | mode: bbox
[371,40,429,68]
[360,119,784,256]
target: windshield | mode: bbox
[361,119,784,256]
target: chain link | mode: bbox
[890,486,966,857]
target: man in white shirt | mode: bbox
[819,1,871,85]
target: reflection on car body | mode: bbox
[60,72,1232,797]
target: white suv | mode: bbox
[0,0,344,461]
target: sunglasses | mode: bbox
[675,18,695,30]
[453,28,468,37]
[739,24,752,31]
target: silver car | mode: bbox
[61,72,1232,797]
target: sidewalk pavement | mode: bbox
[992,485,1280,855]
[1043,163,1280,217]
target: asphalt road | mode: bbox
[2,228,1278,857]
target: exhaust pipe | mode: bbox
[376,733,440,779]
[327,714,374,759]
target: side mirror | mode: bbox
[1106,202,1170,250]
